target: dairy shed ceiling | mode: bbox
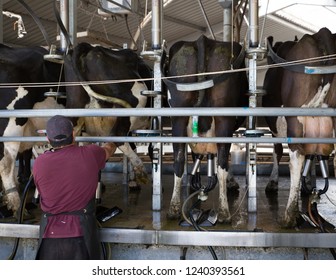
[1,0,336,51]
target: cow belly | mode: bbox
[298,116,334,155]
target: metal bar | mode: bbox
[1,224,336,248]
[0,136,335,144]
[60,0,69,51]
[151,0,163,212]
[1,107,336,117]
[151,0,161,49]
[197,0,215,40]
[248,0,259,47]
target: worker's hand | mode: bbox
[102,142,117,160]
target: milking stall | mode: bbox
[1,0,336,261]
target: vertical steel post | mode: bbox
[246,0,266,229]
[218,0,233,42]
[151,0,163,212]
[59,0,77,50]
[60,0,69,51]
[68,0,77,47]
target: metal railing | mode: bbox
[0,107,335,143]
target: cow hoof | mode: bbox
[134,168,149,185]
[265,180,278,193]
[227,178,239,193]
[217,211,231,224]
[167,205,181,220]
[281,214,299,228]
[3,192,20,214]
[135,175,148,186]
[128,181,141,192]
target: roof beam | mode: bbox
[164,15,206,32]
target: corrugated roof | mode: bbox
[1,0,336,50]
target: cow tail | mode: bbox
[195,35,207,107]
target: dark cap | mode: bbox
[46,115,73,143]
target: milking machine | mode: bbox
[300,154,336,259]
[182,154,218,260]
[301,155,329,196]
[301,154,330,227]
[180,152,219,260]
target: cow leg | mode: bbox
[0,142,21,214]
[118,143,148,189]
[226,168,239,192]
[217,143,232,223]
[284,149,305,227]
[168,142,187,219]
[266,143,283,193]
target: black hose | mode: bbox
[188,198,218,260]
[7,175,34,260]
[309,201,336,260]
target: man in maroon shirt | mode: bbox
[33,115,116,260]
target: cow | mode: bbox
[162,35,248,223]
[262,27,336,227]
[262,36,298,193]
[0,43,65,216]
[62,42,152,190]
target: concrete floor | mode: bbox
[1,159,336,260]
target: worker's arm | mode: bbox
[102,142,117,160]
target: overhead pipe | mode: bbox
[248,0,259,48]
[151,0,162,49]
[59,0,69,51]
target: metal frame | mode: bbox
[1,223,335,248]
[0,107,335,145]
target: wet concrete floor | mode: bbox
[95,170,336,233]
[1,161,336,235]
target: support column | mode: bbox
[141,0,163,213]
[68,0,77,47]
[245,0,266,229]
[59,0,77,50]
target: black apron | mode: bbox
[36,199,102,260]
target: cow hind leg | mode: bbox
[226,169,239,192]
[283,150,305,228]
[217,167,231,223]
[118,143,148,190]
[167,174,183,219]
[0,146,21,214]
[265,143,283,193]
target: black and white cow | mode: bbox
[262,36,297,193]
[163,35,248,223]
[63,42,152,189]
[263,27,336,227]
[0,44,65,215]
